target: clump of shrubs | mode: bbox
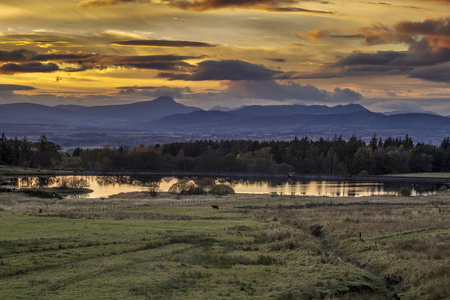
[399,187,412,197]
[168,178,234,196]
[148,182,160,197]
[209,184,235,195]
[438,185,448,193]
[194,177,216,192]
[168,178,205,195]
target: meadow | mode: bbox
[0,190,449,299]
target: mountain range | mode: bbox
[1,96,449,144]
[0,96,200,127]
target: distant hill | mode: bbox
[0,103,103,126]
[231,103,369,116]
[74,96,200,123]
[374,113,450,130]
[1,98,449,145]
[55,104,87,112]
[143,110,450,139]
[208,106,238,112]
[0,97,201,127]
[143,110,383,132]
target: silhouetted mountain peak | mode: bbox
[232,103,369,116]
[151,96,176,104]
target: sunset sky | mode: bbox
[0,0,449,114]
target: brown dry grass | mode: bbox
[250,191,450,299]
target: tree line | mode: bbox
[1,132,450,175]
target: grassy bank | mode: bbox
[0,165,73,176]
[0,191,449,299]
[388,172,450,179]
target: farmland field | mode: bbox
[0,190,449,299]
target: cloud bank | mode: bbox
[78,0,334,13]
[111,39,216,47]
[297,17,450,83]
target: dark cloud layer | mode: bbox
[409,62,450,82]
[116,81,363,106]
[117,85,191,98]
[360,17,450,46]
[0,49,39,62]
[159,59,282,80]
[223,80,362,103]
[0,62,59,74]
[266,58,286,63]
[111,39,216,47]
[163,0,334,13]
[78,0,333,13]
[297,17,450,83]
[0,49,200,74]
[0,84,36,91]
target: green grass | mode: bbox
[0,191,449,299]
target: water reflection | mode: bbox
[14,175,440,199]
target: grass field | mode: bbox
[0,190,449,299]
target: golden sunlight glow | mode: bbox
[0,0,447,114]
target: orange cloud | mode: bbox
[111,39,216,47]
[359,23,398,45]
[302,29,330,41]
[299,29,363,42]
[78,0,149,8]
[423,0,450,4]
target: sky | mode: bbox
[0,0,449,115]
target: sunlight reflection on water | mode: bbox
[13,175,439,198]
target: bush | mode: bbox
[438,185,448,193]
[209,184,235,195]
[399,187,412,197]
[359,170,369,176]
[194,177,216,192]
[148,182,160,197]
[56,177,90,189]
[168,178,205,195]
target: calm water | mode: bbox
[12,175,441,198]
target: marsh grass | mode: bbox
[0,191,448,299]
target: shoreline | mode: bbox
[2,166,450,184]
[80,170,450,184]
